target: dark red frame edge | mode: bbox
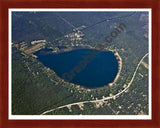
[0,0,160,128]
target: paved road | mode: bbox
[41,53,149,115]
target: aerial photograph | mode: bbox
[10,9,150,118]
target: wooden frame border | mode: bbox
[0,0,160,128]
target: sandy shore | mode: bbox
[108,50,122,87]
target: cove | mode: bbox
[34,48,119,89]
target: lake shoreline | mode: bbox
[34,45,122,90]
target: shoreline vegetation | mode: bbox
[34,45,122,90]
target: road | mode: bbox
[41,53,149,115]
[81,12,136,31]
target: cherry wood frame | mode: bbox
[0,0,160,128]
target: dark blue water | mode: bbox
[34,48,118,88]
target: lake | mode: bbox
[34,48,119,88]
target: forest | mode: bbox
[11,11,149,115]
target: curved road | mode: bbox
[41,53,149,115]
